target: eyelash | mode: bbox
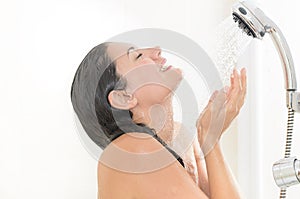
[136,53,143,60]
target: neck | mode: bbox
[131,96,175,144]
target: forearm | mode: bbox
[204,142,241,199]
[195,156,210,197]
[192,138,210,197]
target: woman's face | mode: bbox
[107,42,183,107]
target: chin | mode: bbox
[174,77,183,90]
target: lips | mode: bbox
[159,58,172,72]
[161,58,167,66]
[160,64,173,72]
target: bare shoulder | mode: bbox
[97,132,172,199]
[111,132,166,152]
[97,132,208,199]
[98,132,175,175]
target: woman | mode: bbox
[70,42,247,199]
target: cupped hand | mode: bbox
[196,68,247,153]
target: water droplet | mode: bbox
[210,16,253,86]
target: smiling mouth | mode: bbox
[160,64,172,72]
[159,58,172,72]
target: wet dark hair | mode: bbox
[70,42,185,168]
[70,42,156,149]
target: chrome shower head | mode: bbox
[231,1,298,106]
[232,2,300,192]
[232,1,266,39]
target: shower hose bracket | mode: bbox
[273,157,300,188]
[292,92,300,112]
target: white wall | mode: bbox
[236,0,300,198]
[7,0,300,198]
[0,0,234,198]
[260,0,300,198]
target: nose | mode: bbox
[150,46,162,59]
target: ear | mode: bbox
[108,90,138,110]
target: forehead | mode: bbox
[106,42,138,61]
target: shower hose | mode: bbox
[279,108,295,199]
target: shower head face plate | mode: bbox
[232,12,256,38]
[232,1,266,39]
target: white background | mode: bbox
[236,0,300,198]
[1,0,300,198]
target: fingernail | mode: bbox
[231,70,235,78]
[242,67,246,74]
[234,69,237,75]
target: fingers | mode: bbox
[226,69,238,102]
[209,90,219,103]
[224,86,230,98]
[233,69,242,90]
[239,68,247,104]
[196,68,247,145]
[201,90,219,112]
[203,89,226,116]
[220,68,246,131]
[213,90,227,108]
[227,68,247,103]
[241,67,247,90]
[196,90,225,129]
[236,68,247,109]
[197,90,218,126]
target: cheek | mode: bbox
[139,59,153,65]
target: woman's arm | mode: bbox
[173,121,210,196]
[195,68,247,199]
[204,142,241,199]
[181,138,210,197]
[193,139,210,197]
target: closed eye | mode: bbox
[136,53,143,60]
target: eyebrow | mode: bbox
[127,46,135,57]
